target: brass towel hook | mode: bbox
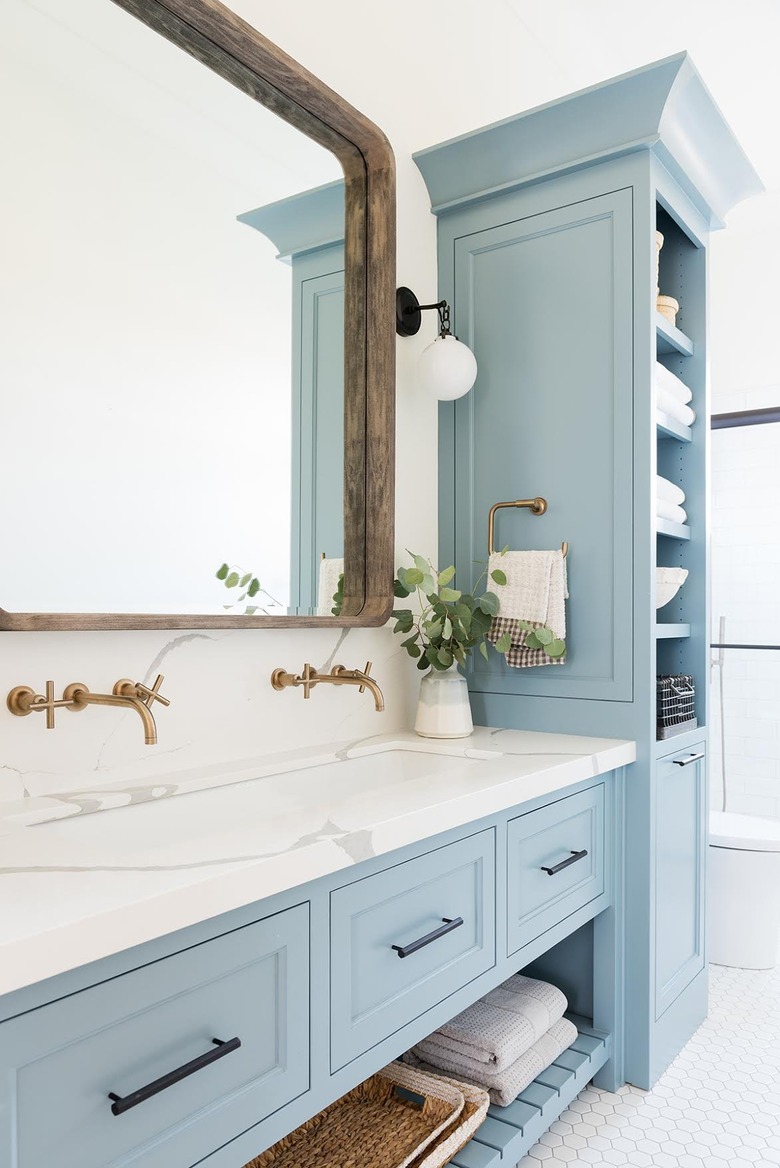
[488,498,568,558]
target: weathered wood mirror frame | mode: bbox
[0,0,395,632]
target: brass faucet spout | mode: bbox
[64,686,159,745]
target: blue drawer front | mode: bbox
[330,830,496,1070]
[0,905,309,1168]
[507,786,605,955]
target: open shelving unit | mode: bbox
[655,312,694,357]
[452,1019,610,1167]
[656,623,691,639]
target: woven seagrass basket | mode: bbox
[244,1061,488,1168]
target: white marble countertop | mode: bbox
[0,727,635,997]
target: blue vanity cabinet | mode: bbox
[0,904,310,1168]
[0,770,625,1168]
[414,54,762,1088]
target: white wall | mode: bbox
[1,1,776,806]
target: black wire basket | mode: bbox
[657,674,697,740]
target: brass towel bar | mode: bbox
[488,497,569,558]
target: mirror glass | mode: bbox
[1,0,346,617]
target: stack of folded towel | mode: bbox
[656,474,687,526]
[655,361,695,428]
[404,974,577,1108]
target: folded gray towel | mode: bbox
[406,1017,578,1108]
[414,974,568,1072]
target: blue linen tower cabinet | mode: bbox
[414,54,762,1087]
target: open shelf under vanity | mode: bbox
[452,1018,610,1167]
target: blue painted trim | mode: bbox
[413,54,762,228]
[238,180,345,260]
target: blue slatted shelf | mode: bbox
[656,410,692,442]
[656,623,691,639]
[656,313,694,356]
[450,1020,610,1167]
[656,517,690,540]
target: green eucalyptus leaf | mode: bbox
[459,594,475,608]
[438,647,453,668]
[479,591,500,616]
[417,655,429,671]
[406,643,422,658]
[546,638,566,658]
[245,605,258,615]
[453,644,467,664]
[479,640,489,662]
[500,545,510,555]
[535,627,554,646]
[425,644,440,665]
[442,617,453,640]
[421,573,436,596]
[247,578,261,598]
[237,592,247,603]
[401,634,418,648]
[426,620,443,640]
[225,572,240,588]
[490,569,507,586]
[393,578,411,597]
[439,586,461,602]
[412,553,430,574]
[525,631,542,649]
[405,567,424,586]
[216,563,229,580]
[495,631,513,654]
[471,607,492,634]
[438,565,456,587]
[239,572,252,587]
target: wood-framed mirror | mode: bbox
[0,0,395,630]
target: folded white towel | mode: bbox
[406,1017,578,1108]
[316,557,344,616]
[655,362,692,404]
[657,498,688,526]
[657,386,696,427]
[413,974,568,1073]
[656,475,686,507]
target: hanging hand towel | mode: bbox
[316,557,344,616]
[656,498,687,526]
[486,550,567,668]
[656,475,686,507]
[655,362,693,404]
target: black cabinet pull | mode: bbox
[392,916,464,959]
[541,848,588,876]
[672,752,705,767]
[108,1036,241,1116]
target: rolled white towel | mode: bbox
[657,386,695,427]
[655,362,692,404]
[657,498,688,526]
[656,475,685,507]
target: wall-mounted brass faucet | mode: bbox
[271,662,384,712]
[6,675,170,745]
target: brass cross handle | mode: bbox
[301,662,317,699]
[113,674,170,709]
[358,662,373,694]
[6,680,78,730]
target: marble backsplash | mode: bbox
[0,623,416,803]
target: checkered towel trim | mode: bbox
[487,617,566,668]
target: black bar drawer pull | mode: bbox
[108,1036,241,1116]
[673,752,705,767]
[541,848,588,876]
[392,916,464,959]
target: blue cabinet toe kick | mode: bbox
[451,1019,611,1166]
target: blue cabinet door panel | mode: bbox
[449,189,634,701]
[0,905,309,1168]
[330,830,496,1071]
[655,745,706,1018]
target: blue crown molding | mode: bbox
[413,54,763,228]
[238,179,345,260]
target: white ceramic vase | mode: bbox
[414,663,473,739]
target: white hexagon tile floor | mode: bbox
[516,959,780,1168]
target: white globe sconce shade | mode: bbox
[396,286,478,401]
[418,334,478,400]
